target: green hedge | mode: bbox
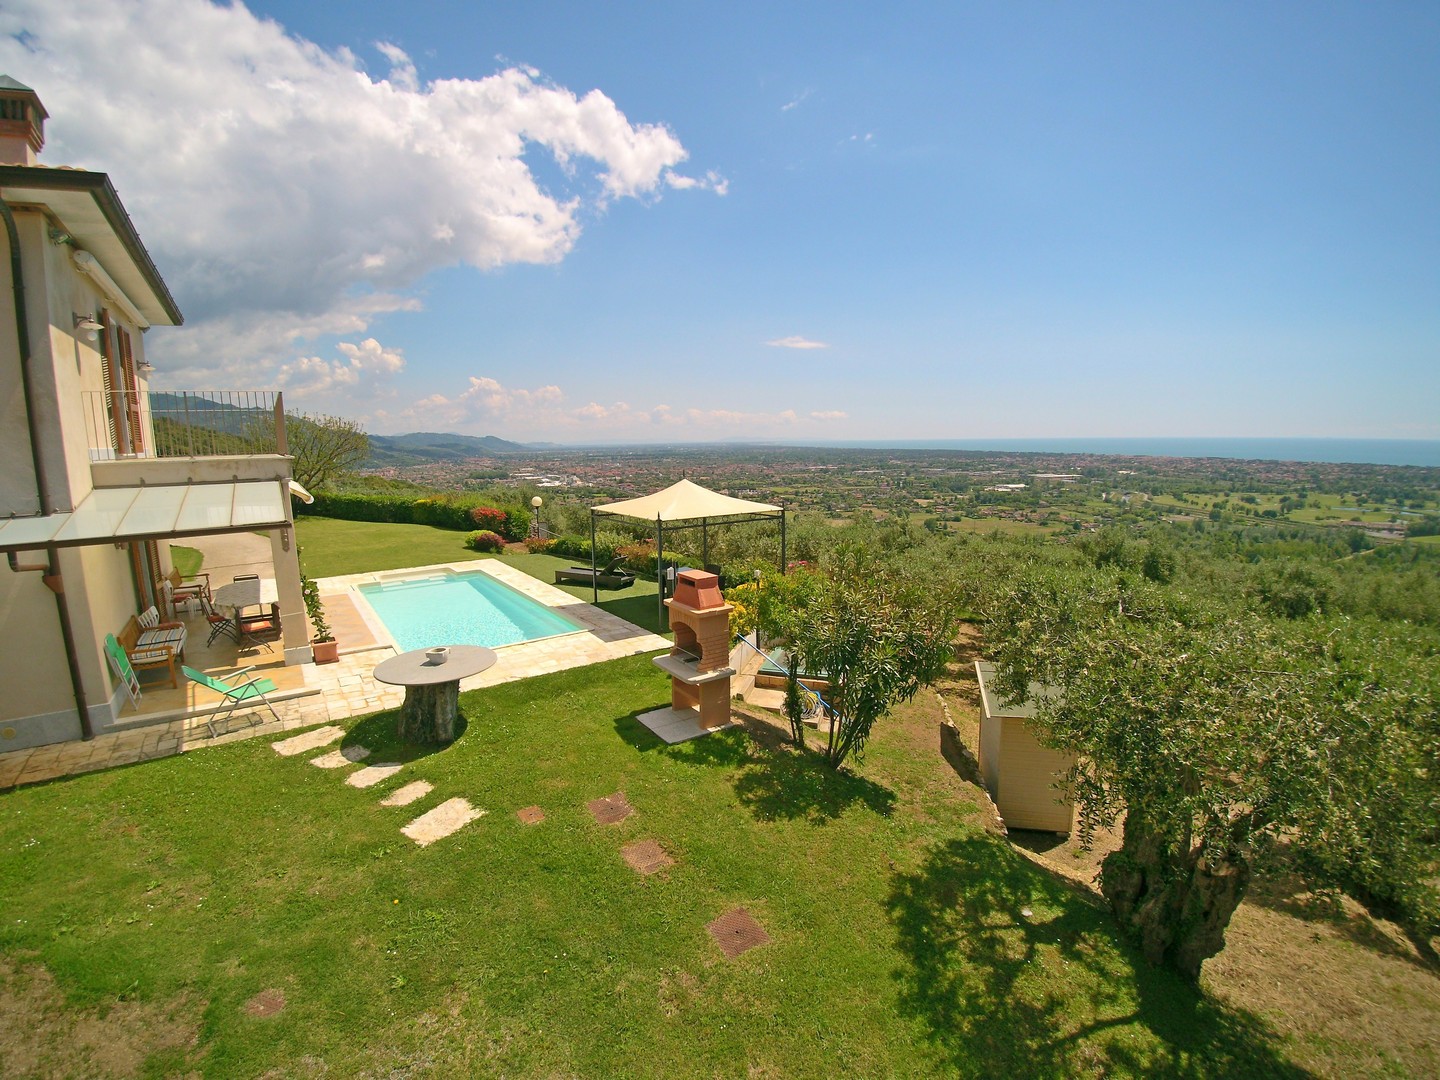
[301,493,527,539]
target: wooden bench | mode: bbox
[118,610,188,688]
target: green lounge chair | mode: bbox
[183,664,281,737]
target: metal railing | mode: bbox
[82,390,286,460]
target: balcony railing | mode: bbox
[83,390,287,461]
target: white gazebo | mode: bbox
[589,479,786,628]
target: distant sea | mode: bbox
[801,438,1440,468]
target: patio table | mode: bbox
[211,578,279,651]
[372,645,497,744]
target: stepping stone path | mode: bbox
[402,797,486,847]
[272,728,775,956]
[707,907,770,958]
[272,725,345,756]
[587,791,634,824]
[309,745,371,769]
[346,763,403,789]
[622,839,674,875]
[381,781,433,807]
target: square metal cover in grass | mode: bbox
[707,907,770,958]
[586,791,634,825]
[622,838,674,875]
[516,805,546,825]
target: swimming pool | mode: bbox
[358,570,581,651]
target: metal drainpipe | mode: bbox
[2,197,93,739]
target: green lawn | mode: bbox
[0,656,1301,1077]
[294,517,670,637]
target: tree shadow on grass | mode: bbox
[341,709,470,764]
[887,834,1309,1078]
[609,704,896,823]
[610,711,752,770]
[732,742,897,824]
[1243,858,1440,973]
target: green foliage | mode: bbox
[468,504,529,540]
[981,563,1440,976]
[286,412,369,492]
[783,652,807,747]
[759,564,955,768]
[299,571,333,642]
[548,530,648,567]
[1408,514,1440,537]
[303,491,529,535]
[1245,562,1337,619]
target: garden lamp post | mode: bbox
[530,495,543,539]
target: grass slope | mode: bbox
[0,656,1304,1078]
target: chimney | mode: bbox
[0,77,46,166]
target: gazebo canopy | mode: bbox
[593,478,780,522]
[584,479,786,622]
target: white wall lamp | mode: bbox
[72,312,103,341]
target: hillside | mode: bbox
[365,431,530,466]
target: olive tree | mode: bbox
[982,566,1439,979]
[285,412,370,492]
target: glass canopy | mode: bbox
[0,480,288,551]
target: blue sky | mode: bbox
[4,2,1436,442]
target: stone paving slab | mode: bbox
[346,763,403,789]
[380,780,433,807]
[271,725,346,756]
[402,797,486,846]
[310,744,371,769]
[636,705,742,745]
[516,805,545,825]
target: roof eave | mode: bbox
[0,164,183,326]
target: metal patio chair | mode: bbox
[183,664,281,737]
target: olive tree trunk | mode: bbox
[1100,812,1251,981]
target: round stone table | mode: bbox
[372,645,497,744]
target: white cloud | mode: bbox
[384,375,845,439]
[665,168,729,195]
[765,335,831,350]
[781,89,813,112]
[0,0,711,378]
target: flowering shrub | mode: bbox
[615,541,655,571]
[469,506,509,532]
[523,536,556,553]
[724,581,759,640]
[466,530,506,553]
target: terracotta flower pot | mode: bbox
[311,639,339,665]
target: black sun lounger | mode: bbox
[554,556,636,589]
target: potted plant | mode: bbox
[301,572,338,664]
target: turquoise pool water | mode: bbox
[358,571,581,651]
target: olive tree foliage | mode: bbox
[979,564,1440,980]
[758,552,957,770]
[284,412,370,492]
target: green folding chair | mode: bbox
[183,664,281,737]
[104,633,142,712]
